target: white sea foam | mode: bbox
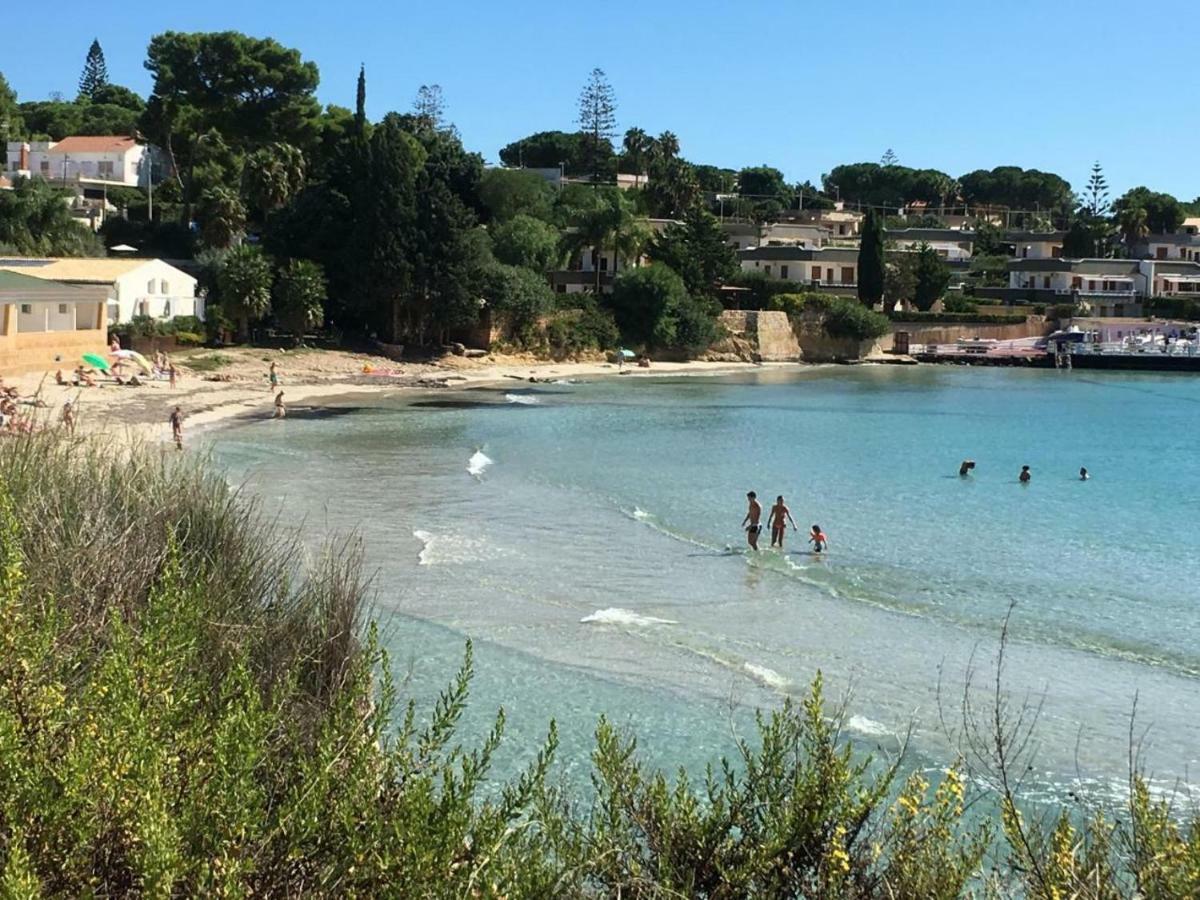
[632,507,652,521]
[846,714,894,738]
[412,529,503,566]
[504,393,539,405]
[466,450,493,477]
[743,662,790,690]
[581,608,678,627]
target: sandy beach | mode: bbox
[2,347,767,444]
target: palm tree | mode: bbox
[622,127,651,188]
[1119,205,1149,249]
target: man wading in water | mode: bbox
[768,495,796,549]
[742,491,763,551]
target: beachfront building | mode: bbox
[1004,257,1200,314]
[0,270,108,375]
[738,246,860,290]
[790,206,864,238]
[0,258,200,326]
[4,137,148,187]
[884,228,975,261]
[1010,231,1065,259]
[1136,232,1200,262]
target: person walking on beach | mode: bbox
[808,524,828,554]
[60,400,74,436]
[1019,465,1031,483]
[273,390,286,419]
[768,495,796,549]
[168,362,177,389]
[169,406,183,450]
[742,491,763,551]
[269,360,279,392]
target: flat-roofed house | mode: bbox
[0,270,108,375]
[0,258,199,326]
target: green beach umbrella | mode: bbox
[82,353,110,372]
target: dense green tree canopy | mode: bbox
[0,71,21,140]
[497,130,604,176]
[0,177,103,255]
[606,263,718,354]
[1112,186,1183,235]
[1062,219,1097,258]
[273,257,326,338]
[648,207,738,297]
[478,168,556,223]
[490,214,563,271]
[958,166,1074,213]
[824,162,958,209]
[483,262,555,341]
[912,244,951,311]
[141,31,321,197]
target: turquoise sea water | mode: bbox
[211,366,1200,803]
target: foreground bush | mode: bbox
[771,293,891,341]
[1,433,1198,896]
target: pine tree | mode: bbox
[77,39,109,101]
[881,148,899,167]
[1082,161,1110,218]
[576,68,616,182]
[413,84,445,129]
[857,207,885,306]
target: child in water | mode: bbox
[808,525,828,554]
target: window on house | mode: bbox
[1071,276,1082,289]
[764,265,772,276]
[1088,280,1096,291]
[163,301,171,317]
[97,161,114,178]
[780,265,789,279]
[161,280,170,294]
[842,267,855,284]
[19,304,31,314]
[39,161,50,175]
[1043,276,1051,289]
[1156,246,1168,259]
[599,257,608,271]
[58,304,67,314]
[147,280,155,293]
[1052,246,1063,258]
[826,268,834,282]
[812,266,822,281]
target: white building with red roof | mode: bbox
[4,135,147,187]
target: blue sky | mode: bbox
[6,0,1199,200]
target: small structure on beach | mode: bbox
[0,270,108,375]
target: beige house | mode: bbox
[0,270,108,375]
[0,258,200,326]
[739,246,860,289]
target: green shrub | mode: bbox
[771,292,891,341]
[174,331,205,346]
[182,352,231,372]
[545,301,620,358]
[942,295,979,314]
[3,434,1199,896]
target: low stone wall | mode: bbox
[715,310,801,361]
[881,317,1047,352]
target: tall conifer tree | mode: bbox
[857,207,885,306]
[77,39,109,100]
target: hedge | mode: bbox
[887,312,1028,325]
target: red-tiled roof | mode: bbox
[50,136,138,153]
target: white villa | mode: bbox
[4,136,148,187]
[0,258,200,326]
[738,246,861,288]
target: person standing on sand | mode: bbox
[168,363,177,389]
[273,390,286,419]
[61,400,75,436]
[269,361,279,392]
[742,491,763,551]
[169,406,183,450]
[768,495,796,549]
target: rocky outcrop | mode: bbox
[713,311,801,362]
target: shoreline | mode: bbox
[4,354,788,446]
